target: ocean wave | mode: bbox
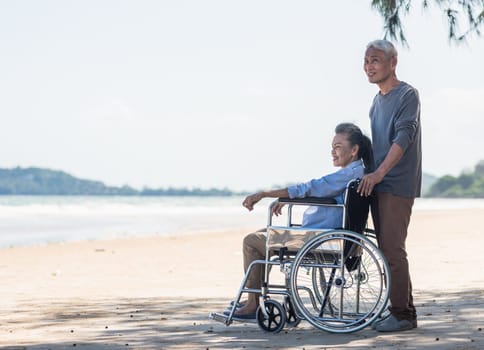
[0,196,482,248]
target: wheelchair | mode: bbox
[210,179,390,333]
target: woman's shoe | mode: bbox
[229,300,247,308]
[223,310,256,320]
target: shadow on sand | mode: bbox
[0,289,482,349]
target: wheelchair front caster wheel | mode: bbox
[256,299,287,333]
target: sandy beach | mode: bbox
[0,208,483,349]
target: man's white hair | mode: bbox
[366,39,398,58]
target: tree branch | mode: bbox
[371,0,484,45]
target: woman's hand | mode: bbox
[271,203,285,216]
[242,192,263,211]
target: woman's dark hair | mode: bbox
[335,123,374,173]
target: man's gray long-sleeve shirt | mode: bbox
[370,81,422,198]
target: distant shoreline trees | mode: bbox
[426,160,484,198]
[0,162,483,197]
[0,167,243,196]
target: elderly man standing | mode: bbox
[358,39,422,332]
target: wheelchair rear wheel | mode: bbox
[289,230,390,333]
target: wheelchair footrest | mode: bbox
[209,311,257,325]
[209,312,229,324]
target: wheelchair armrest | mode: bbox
[277,197,337,205]
[267,197,339,228]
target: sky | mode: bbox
[1,1,483,191]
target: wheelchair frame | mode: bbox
[210,179,390,333]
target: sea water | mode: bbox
[0,196,483,248]
[0,196,267,248]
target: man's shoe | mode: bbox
[375,315,415,332]
[371,313,391,330]
[371,314,417,330]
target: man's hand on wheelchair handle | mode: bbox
[358,143,403,197]
[357,172,383,197]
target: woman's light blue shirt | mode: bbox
[287,160,365,229]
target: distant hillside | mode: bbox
[0,167,138,195]
[1,164,482,197]
[0,167,236,196]
[422,172,438,196]
[426,160,484,198]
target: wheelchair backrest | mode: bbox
[342,179,371,271]
[343,179,370,234]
